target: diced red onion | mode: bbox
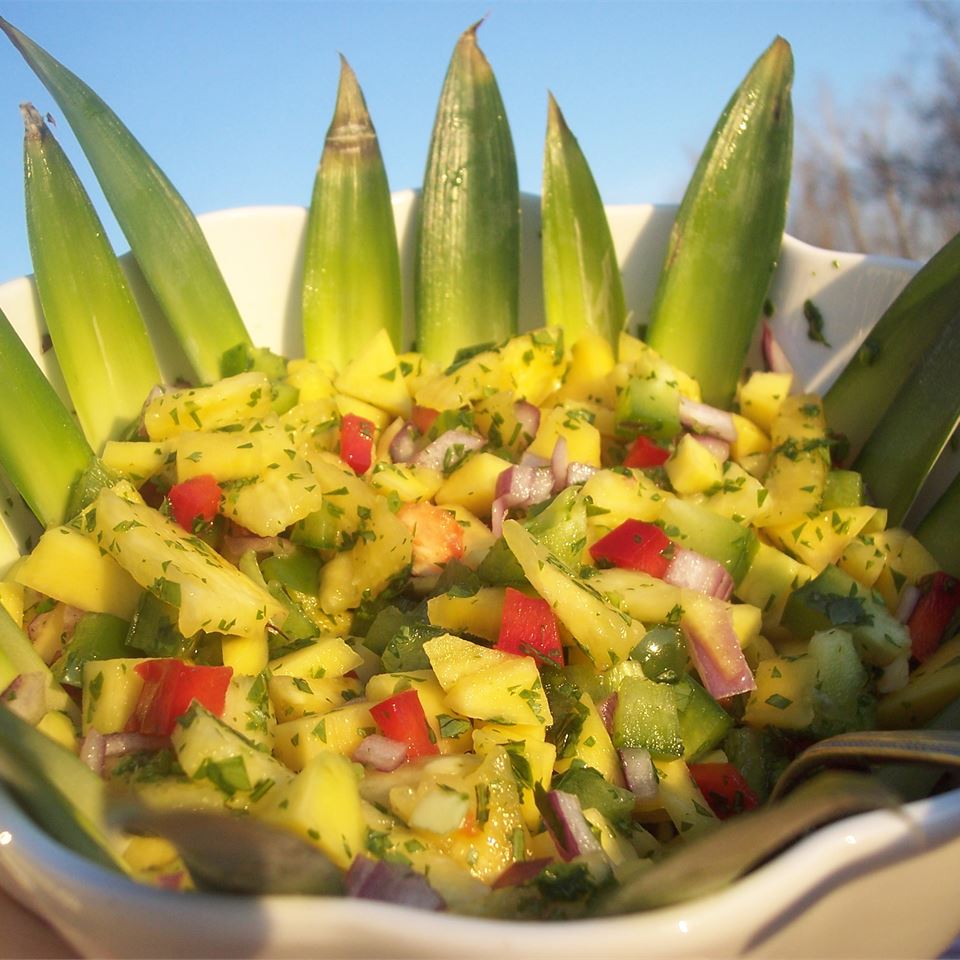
[80,729,106,775]
[388,422,418,464]
[550,436,570,492]
[595,693,618,734]
[102,732,169,757]
[353,734,409,772]
[762,320,794,375]
[414,429,485,473]
[492,857,552,889]
[514,401,541,445]
[681,598,756,700]
[495,464,555,507]
[490,496,508,538]
[620,747,659,801]
[543,789,605,862]
[346,855,446,911]
[896,584,921,623]
[0,671,46,725]
[678,397,737,443]
[519,451,550,469]
[565,462,597,486]
[664,548,734,601]
[690,433,731,464]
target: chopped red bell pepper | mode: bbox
[129,660,233,736]
[688,761,759,820]
[339,413,376,474]
[369,688,439,760]
[495,586,564,666]
[411,404,440,435]
[167,474,222,531]
[623,435,670,469]
[908,572,960,663]
[589,518,672,578]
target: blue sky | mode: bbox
[0,0,937,283]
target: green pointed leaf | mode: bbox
[854,310,960,525]
[825,230,960,462]
[0,306,93,527]
[541,93,626,347]
[644,37,793,406]
[302,56,402,368]
[415,21,519,363]
[22,104,160,452]
[0,16,251,383]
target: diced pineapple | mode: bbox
[697,461,771,527]
[269,636,363,681]
[765,506,879,572]
[286,358,337,404]
[652,759,718,840]
[318,498,412,615]
[434,453,513,518]
[473,391,536,455]
[0,580,23,628]
[497,329,567,406]
[735,542,817,628]
[743,655,818,729]
[527,402,602,468]
[101,439,175,486]
[268,674,362,723]
[581,468,664,542]
[36,710,78,752]
[221,673,274,751]
[666,434,723,495]
[175,424,286,483]
[257,751,366,869]
[554,330,617,406]
[219,453,324,537]
[760,395,830,526]
[503,520,644,669]
[82,658,146,734]
[144,372,273,441]
[171,703,292,799]
[273,701,377,769]
[422,634,511,689]
[473,725,556,830]
[729,412,771,463]
[220,633,269,675]
[444,655,552,727]
[14,525,142,620]
[427,587,506,644]
[334,328,412,419]
[81,488,285,640]
[553,692,625,788]
[368,461,444,503]
[737,371,793,432]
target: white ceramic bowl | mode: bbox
[1,196,959,958]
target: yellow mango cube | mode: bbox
[434,452,512,518]
[666,433,724,495]
[334,329,412,419]
[737,371,793,431]
[14,526,142,620]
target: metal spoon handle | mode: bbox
[770,729,960,802]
